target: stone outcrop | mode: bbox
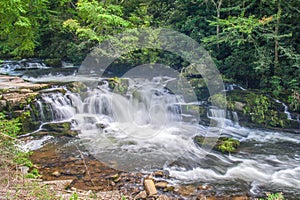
[0,75,50,110]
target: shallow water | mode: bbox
[17,73,300,199]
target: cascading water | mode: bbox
[33,77,300,198]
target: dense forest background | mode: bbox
[0,0,299,110]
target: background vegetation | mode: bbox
[0,0,299,105]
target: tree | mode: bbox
[0,0,48,57]
[202,0,300,96]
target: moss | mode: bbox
[227,90,295,128]
[208,93,227,109]
[108,77,128,95]
[194,136,240,153]
[44,58,61,67]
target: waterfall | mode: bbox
[273,98,293,120]
[29,76,300,197]
[224,83,246,91]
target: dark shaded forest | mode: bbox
[0,0,299,110]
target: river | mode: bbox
[1,61,300,199]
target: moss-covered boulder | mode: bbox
[194,135,240,153]
[107,77,129,95]
[41,122,77,137]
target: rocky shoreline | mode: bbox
[28,136,250,200]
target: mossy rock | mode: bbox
[44,58,61,68]
[66,81,88,93]
[194,136,240,153]
[41,122,77,137]
[108,77,129,95]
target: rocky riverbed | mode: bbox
[26,136,250,200]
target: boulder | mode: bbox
[143,178,157,196]
[41,122,77,137]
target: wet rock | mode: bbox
[155,182,168,188]
[153,170,169,178]
[52,171,61,177]
[234,101,245,111]
[163,185,175,192]
[194,136,240,153]
[197,194,207,200]
[175,185,196,197]
[144,178,157,196]
[232,195,249,200]
[96,190,122,200]
[44,58,61,67]
[157,195,170,200]
[96,122,107,129]
[153,170,164,177]
[62,168,86,175]
[43,179,73,189]
[198,184,212,190]
[134,190,147,199]
[0,100,6,110]
[66,81,88,93]
[42,122,77,137]
[206,197,217,200]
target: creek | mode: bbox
[1,61,300,199]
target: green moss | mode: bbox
[259,192,284,200]
[194,136,240,153]
[108,77,128,95]
[216,138,240,153]
[209,93,227,109]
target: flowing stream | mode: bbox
[0,56,285,199]
[22,74,300,198]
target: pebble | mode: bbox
[157,195,170,200]
[52,171,61,177]
[155,182,168,188]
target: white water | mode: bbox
[273,98,293,120]
[34,77,300,197]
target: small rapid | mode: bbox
[30,76,300,198]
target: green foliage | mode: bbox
[269,76,283,97]
[217,138,240,153]
[208,93,227,109]
[260,192,284,200]
[0,0,48,57]
[243,93,286,127]
[63,0,133,43]
[244,94,270,125]
[0,112,22,138]
[69,192,79,200]
[194,136,240,154]
[14,151,33,168]
[25,168,40,179]
[288,90,300,112]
